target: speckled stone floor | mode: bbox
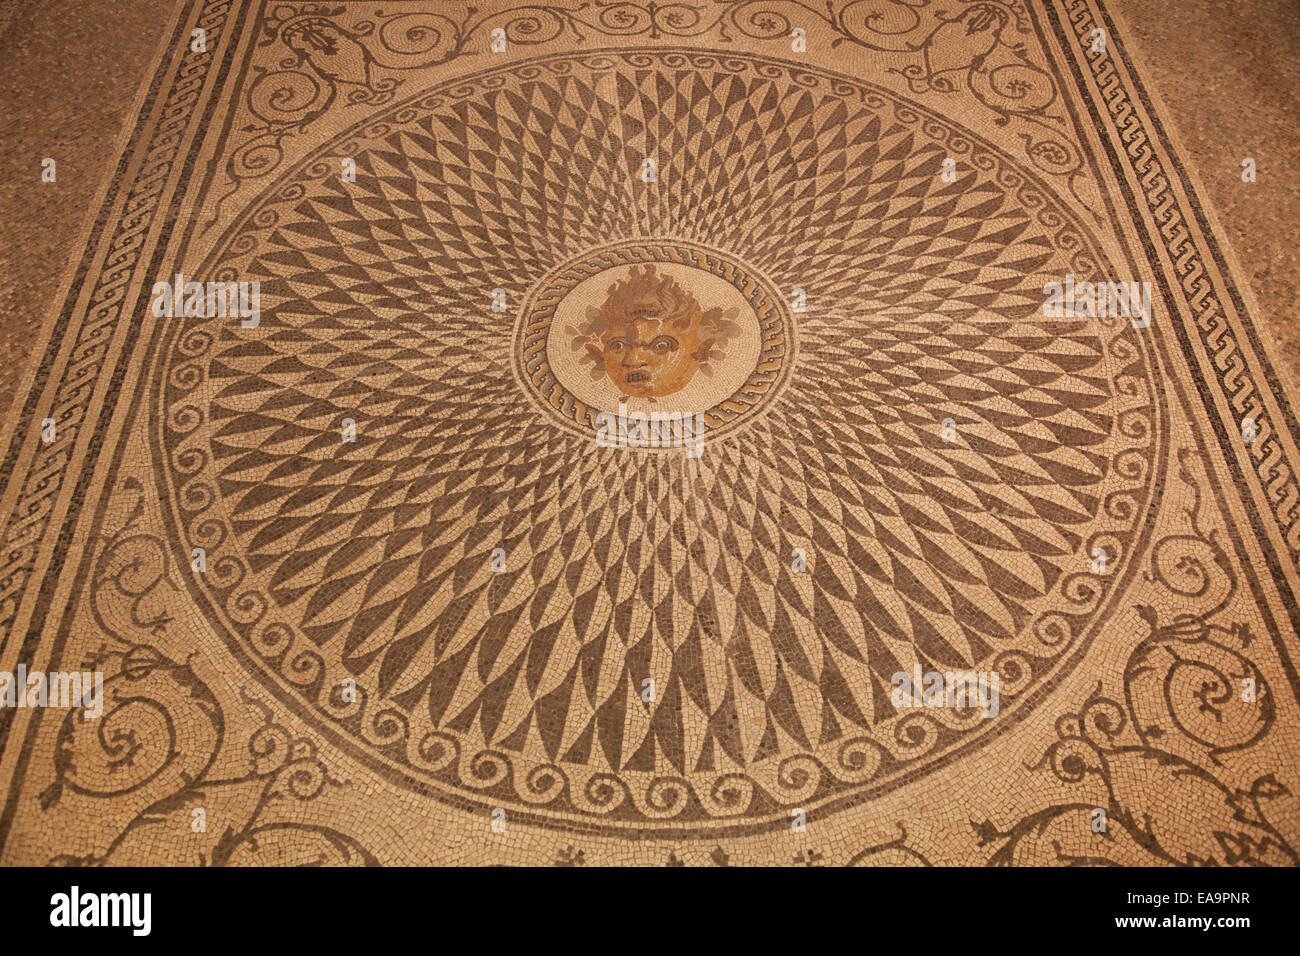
[1,1,1297,867]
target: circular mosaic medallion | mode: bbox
[514,240,793,445]
[159,51,1159,834]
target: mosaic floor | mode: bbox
[1,0,1298,866]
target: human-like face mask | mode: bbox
[597,316,704,398]
[585,266,716,399]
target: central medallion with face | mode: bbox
[526,244,787,440]
[574,265,738,400]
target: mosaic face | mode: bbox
[580,265,731,399]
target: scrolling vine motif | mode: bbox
[215,0,1082,223]
[971,449,1297,866]
[38,476,376,867]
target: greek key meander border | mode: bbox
[1066,0,1300,558]
[0,0,241,854]
[2,0,1299,787]
[0,0,235,642]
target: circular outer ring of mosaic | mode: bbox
[156,49,1163,836]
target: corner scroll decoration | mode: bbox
[215,2,588,224]
[213,0,1085,224]
[970,449,1297,866]
[37,476,378,867]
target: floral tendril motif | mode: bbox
[970,451,1297,867]
[212,0,1086,228]
[40,477,376,867]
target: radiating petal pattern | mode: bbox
[161,52,1157,830]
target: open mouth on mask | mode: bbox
[624,371,650,384]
